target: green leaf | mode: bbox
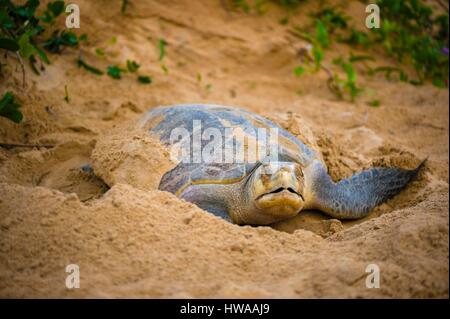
[43,30,78,53]
[367,99,380,107]
[35,46,50,64]
[61,31,78,46]
[0,38,20,52]
[432,78,446,88]
[342,63,356,83]
[340,30,370,47]
[0,92,23,123]
[27,0,41,9]
[95,48,105,56]
[107,36,117,45]
[40,10,54,23]
[161,64,169,74]
[107,65,123,79]
[158,38,167,60]
[315,8,349,29]
[137,75,152,84]
[47,1,65,17]
[15,0,40,20]
[312,45,323,70]
[77,59,104,75]
[0,9,15,29]
[79,34,88,42]
[126,60,140,73]
[6,110,23,123]
[18,33,36,59]
[29,55,41,75]
[279,17,289,25]
[315,19,329,48]
[293,66,305,77]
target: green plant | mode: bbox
[95,48,104,56]
[161,64,168,74]
[77,58,104,75]
[106,60,151,83]
[340,30,371,48]
[107,65,124,79]
[79,33,88,42]
[312,7,349,31]
[292,19,330,71]
[374,0,448,86]
[293,66,305,76]
[137,75,151,84]
[0,91,22,123]
[367,99,380,107]
[0,0,83,81]
[42,30,78,53]
[40,0,65,24]
[126,59,140,72]
[332,57,363,101]
[158,38,167,60]
[292,0,448,102]
[340,0,449,87]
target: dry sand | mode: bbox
[0,0,448,298]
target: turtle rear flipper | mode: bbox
[310,160,425,219]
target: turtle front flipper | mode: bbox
[179,183,233,222]
[307,160,425,219]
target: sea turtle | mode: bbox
[137,104,423,225]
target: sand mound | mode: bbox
[0,182,447,298]
[91,124,175,191]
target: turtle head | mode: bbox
[244,161,305,224]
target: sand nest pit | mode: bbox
[90,112,430,237]
[2,111,445,298]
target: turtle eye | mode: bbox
[261,174,270,184]
[243,162,263,188]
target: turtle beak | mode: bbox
[252,162,305,218]
[255,168,303,201]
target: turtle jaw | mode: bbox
[248,161,305,222]
[255,189,304,219]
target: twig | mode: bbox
[15,52,26,88]
[0,143,55,149]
